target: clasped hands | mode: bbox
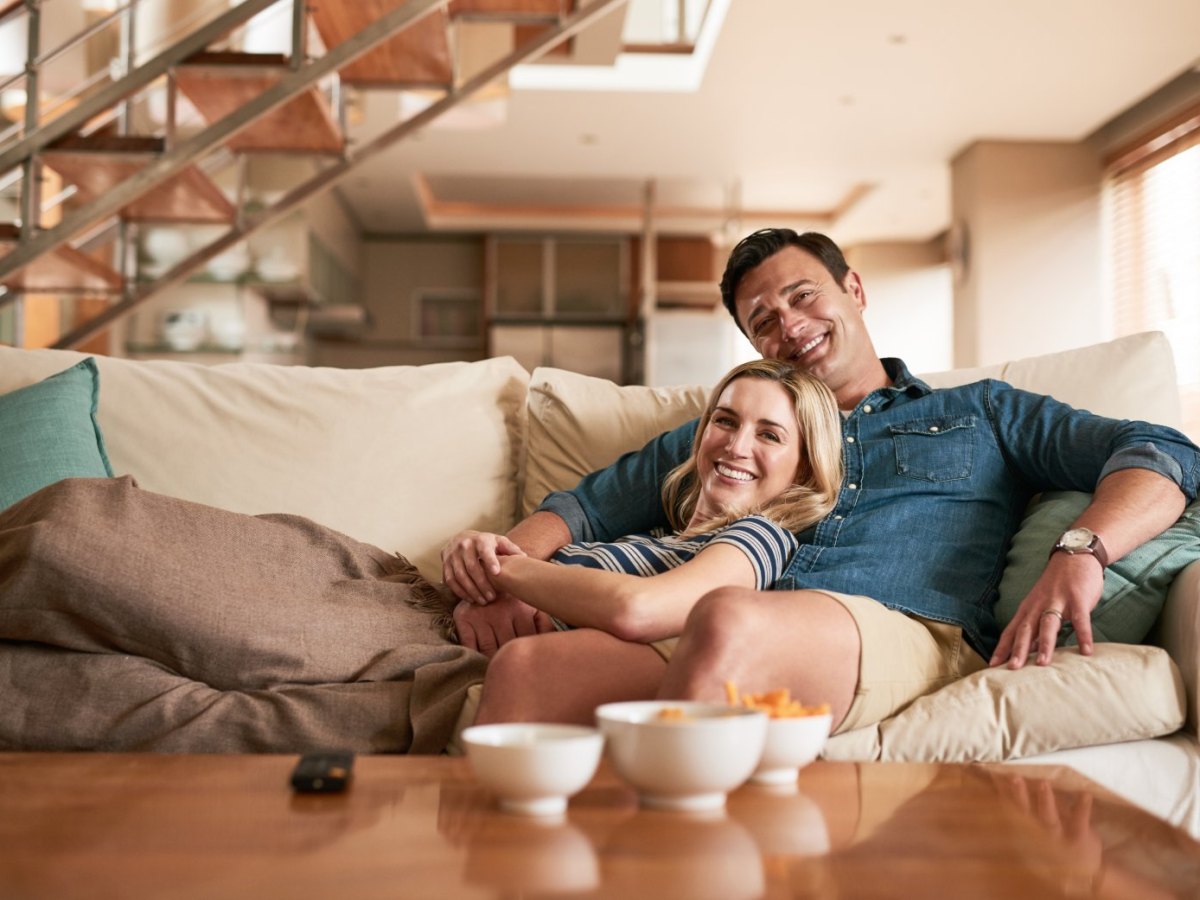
[441,529,555,656]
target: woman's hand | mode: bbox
[441,530,527,605]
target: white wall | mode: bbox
[845,240,953,375]
[648,307,756,387]
[950,140,1104,367]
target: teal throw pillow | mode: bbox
[997,490,1200,645]
[0,357,114,511]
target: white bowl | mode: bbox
[750,713,832,785]
[595,701,768,812]
[462,723,603,817]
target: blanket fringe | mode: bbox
[382,554,460,643]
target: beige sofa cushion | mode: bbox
[920,330,1183,427]
[521,367,708,516]
[1156,560,1200,734]
[822,644,1185,762]
[0,347,529,583]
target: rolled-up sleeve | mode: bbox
[989,381,1200,502]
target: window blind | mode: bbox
[1104,106,1200,444]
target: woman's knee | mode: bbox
[487,635,543,685]
[684,586,769,645]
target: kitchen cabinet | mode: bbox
[486,234,637,382]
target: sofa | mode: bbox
[0,331,1197,837]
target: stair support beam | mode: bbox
[50,0,631,349]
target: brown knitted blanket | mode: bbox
[0,477,486,753]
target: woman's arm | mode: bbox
[490,541,760,644]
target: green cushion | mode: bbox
[0,358,114,511]
[997,490,1200,644]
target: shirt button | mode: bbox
[929,426,939,433]
[846,436,856,444]
[834,515,844,521]
[848,483,858,490]
[863,405,873,414]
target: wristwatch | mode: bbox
[1050,527,1109,568]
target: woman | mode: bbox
[460,358,844,725]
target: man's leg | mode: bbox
[658,587,861,730]
[475,628,666,726]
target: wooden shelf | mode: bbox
[0,224,123,294]
[310,3,453,88]
[43,135,236,224]
[174,52,343,154]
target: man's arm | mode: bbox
[443,512,570,657]
[443,417,696,655]
[990,467,1188,668]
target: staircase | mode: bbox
[0,0,627,350]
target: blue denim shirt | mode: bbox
[538,359,1200,658]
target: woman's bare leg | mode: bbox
[475,628,666,726]
[659,587,860,730]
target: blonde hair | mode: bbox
[661,359,844,536]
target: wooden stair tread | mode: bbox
[0,225,123,293]
[48,134,166,154]
[42,148,236,224]
[449,0,567,19]
[182,50,291,68]
[174,58,343,154]
[310,4,453,87]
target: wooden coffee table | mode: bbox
[1,753,1197,898]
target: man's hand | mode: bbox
[452,595,555,657]
[990,553,1104,669]
[441,530,526,605]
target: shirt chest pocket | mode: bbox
[888,416,976,482]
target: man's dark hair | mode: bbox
[719,229,851,333]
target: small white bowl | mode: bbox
[750,713,832,785]
[462,723,603,817]
[595,701,768,812]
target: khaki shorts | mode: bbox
[820,590,985,734]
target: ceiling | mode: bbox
[335,0,1200,246]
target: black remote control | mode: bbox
[290,751,355,793]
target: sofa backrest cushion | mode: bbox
[0,347,529,583]
[920,330,1182,427]
[522,369,708,517]
[523,331,1183,513]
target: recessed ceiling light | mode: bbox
[580,133,599,146]
[889,34,907,45]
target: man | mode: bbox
[442,229,1200,733]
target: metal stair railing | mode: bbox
[0,0,281,174]
[0,0,449,285]
[51,0,632,350]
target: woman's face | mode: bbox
[692,376,803,522]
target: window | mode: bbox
[1104,105,1200,443]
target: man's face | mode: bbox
[733,246,870,397]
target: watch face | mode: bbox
[1061,528,1094,550]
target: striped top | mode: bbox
[551,514,799,590]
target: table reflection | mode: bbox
[428,761,1200,899]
